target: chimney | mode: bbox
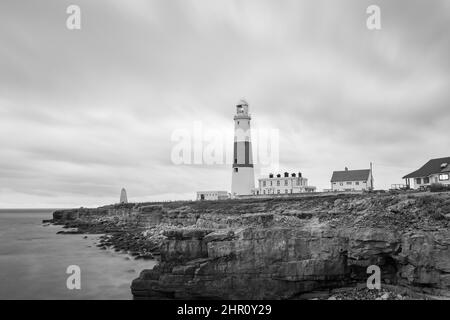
[276,174,281,178]
[298,172,302,178]
[345,167,348,171]
[284,172,289,177]
[370,162,374,190]
[269,173,273,178]
[291,173,296,177]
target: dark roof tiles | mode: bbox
[403,157,450,179]
[331,169,371,182]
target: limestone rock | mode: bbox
[49,191,450,299]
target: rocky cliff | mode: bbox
[50,192,450,299]
[130,192,450,299]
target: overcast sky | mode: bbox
[1,0,449,208]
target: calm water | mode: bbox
[0,209,156,299]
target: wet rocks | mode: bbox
[53,210,79,222]
[56,230,83,234]
[97,232,161,259]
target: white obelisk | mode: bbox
[119,188,128,204]
[231,100,255,196]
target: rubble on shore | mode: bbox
[318,287,425,300]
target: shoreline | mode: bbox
[48,191,450,300]
[0,210,156,299]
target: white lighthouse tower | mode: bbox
[231,99,255,196]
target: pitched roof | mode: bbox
[331,169,371,182]
[402,157,450,179]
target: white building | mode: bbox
[330,165,374,192]
[403,157,450,189]
[231,100,255,196]
[196,191,230,201]
[253,172,316,195]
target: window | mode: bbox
[285,189,288,193]
[340,183,343,186]
[416,178,422,184]
[270,181,273,186]
[284,180,288,186]
[277,190,280,194]
[439,174,449,181]
[277,181,280,186]
[346,182,352,185]
[424,177,430,184]
[263,181,266,187]
[263,190,266,194]
[355,182,359,185]
[234,168,238,173]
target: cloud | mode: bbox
[0,0,449,207]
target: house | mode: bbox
[196,191,230,201]
[331,165,374,192]
[253,172,316,195]
[402,157,450,189]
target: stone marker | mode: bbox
[120,188,128,204]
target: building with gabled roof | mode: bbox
[402,157,450,189]
[330,164,374,192]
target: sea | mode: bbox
[0,209,156,299]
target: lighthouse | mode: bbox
[231,99,255,196]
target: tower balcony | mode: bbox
[234,114,251,120]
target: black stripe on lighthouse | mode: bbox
[245,141,250,165]
[232,141,253,168]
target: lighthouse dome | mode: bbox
[237,99,248,106]
[236,99,249,116]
